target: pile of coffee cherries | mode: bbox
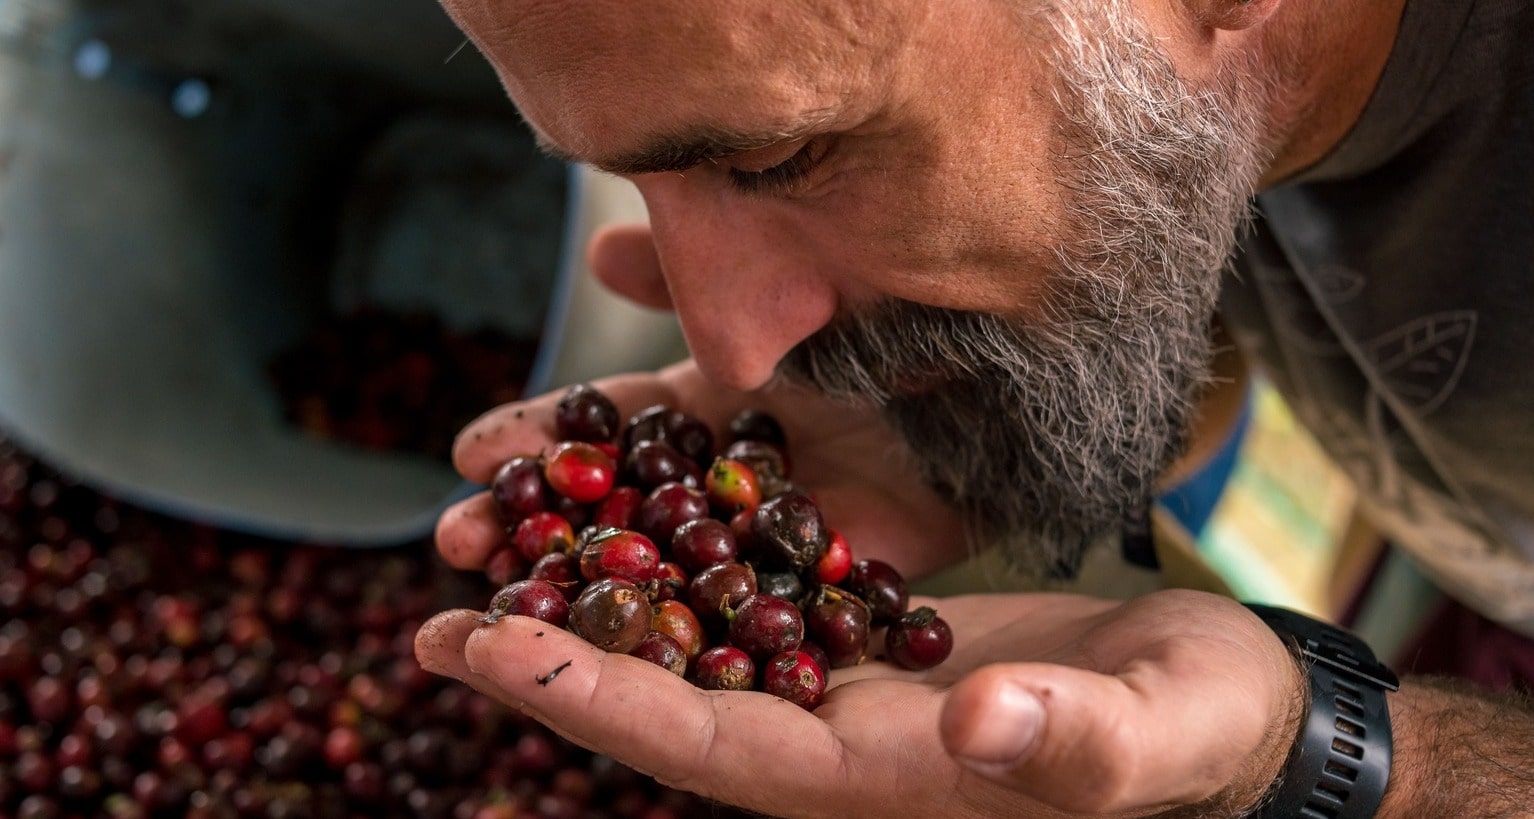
[0,433,748,818]
[480,385,953,711]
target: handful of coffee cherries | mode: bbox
[478,384,953,711]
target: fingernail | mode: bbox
[952,682,1045,766]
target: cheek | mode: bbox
[794,139,1066,316]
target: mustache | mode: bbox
[778,299,1030,401]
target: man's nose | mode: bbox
[595,177,837,392]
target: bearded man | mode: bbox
[415,0,1534,815]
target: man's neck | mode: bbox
[1255,0,1410,188]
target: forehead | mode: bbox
[450,0,915,160]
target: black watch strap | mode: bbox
[1245,604,1400,819]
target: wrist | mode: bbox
[1242,604,1399,819]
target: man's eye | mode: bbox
[726,139,829,195]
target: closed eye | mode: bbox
[726,138,831,195]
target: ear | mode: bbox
[1185,0,1282,31]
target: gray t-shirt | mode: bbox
[1222,0,1534,635]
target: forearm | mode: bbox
[1378,676,1534,817]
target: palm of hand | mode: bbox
[417,588,1295,819]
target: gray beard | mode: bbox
[777,0,1271,578]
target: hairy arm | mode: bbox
[1380,677,1534,816]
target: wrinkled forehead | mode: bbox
[443,0,912,160]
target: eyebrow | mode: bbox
[534,111,838,176]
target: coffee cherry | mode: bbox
[554,383,621,444]
[623,441,701,491]
[486,580,571,628]
[669,518,737,573]
[726,410,787,448]
[513,512,576,564]
[649,600,706,664]
[491,457,547,524]
[628,632,687,677]
[762,651,825,711]
[814,530,853,585]
[590,486,643,531]
[621,405,671,450]
[483,547,527,588]
[543,442,616,504]
[803,586,871,669]
[690,647,754,691]
[528,552,582,600]
[704,458,762,514]
[722,439,791,495]
[798,641,832,678]
[687,563,757,631]
[885,607,953,671]
[727,594,803,662]
[578,529,660,585]
[750,491,828,572]
[569,579,650,654]
[755,571,805,604]
[845,559,910,625]
[662,411,715,468]
[635,482,711,547]
[649,562,688,603]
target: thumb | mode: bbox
[938,661,1280,815]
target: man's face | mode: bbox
[445,0,1272,571]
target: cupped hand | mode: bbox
[435,359,967,579]
[416,589,1303,819]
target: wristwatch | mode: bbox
[1244,604,1400,819]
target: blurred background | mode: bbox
[0,1,737,817]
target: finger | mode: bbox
[413,609,526,709]
[938,648,1282,814]
[828,593,1090,687]
[461,613,951,817]
[588,223,674,311]
[435,492,505,570]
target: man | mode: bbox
[415,0,1534,815]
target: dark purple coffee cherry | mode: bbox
[687,563,758,631]
[623,440,701,491]
[569,579,650,654]
[750,491,828,572]
[726,594,803,662]
[884,607,953,671]
[762,650,825,710]
[690,646,754,691]
[528,552,582,601]
[622,405,672,450]
[635,483,709,546]
[845,559,909,625]
[726,410,787,448]
[662,411,714,468]
[484,580,570,628]
[754,571,804,604]
[628,632,687,677]
[554,383,621,444]
[491,457,547,525]
[669,518,737,573]
[803,586,871,669]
